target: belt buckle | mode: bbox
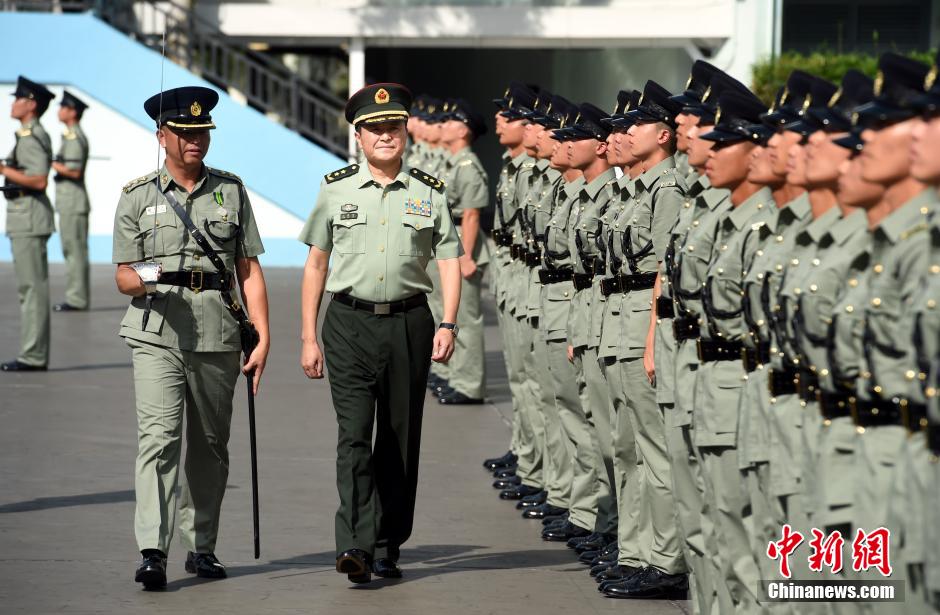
[374,302,391,315]
[899,398,912,433]
[190,268,203,293]
[849,397,860,427]
[767,369,775,397]
[696,339,705,362]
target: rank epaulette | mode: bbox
[208,167,244,184]
[410,168,445,192]
[900,222,929,241]
[63,129,77,141]
[123,171,158,193]
[325,163,359,184]
[16,128,31,138]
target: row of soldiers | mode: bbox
[2,75,93,372]
[476,51,940,612]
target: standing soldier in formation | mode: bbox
[113,86,270,590]
[2,76,55,372]
[52,90,91,312]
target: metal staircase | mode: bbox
[2,0,348,157]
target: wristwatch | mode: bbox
[439,322,459,338]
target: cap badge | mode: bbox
[702,86,712,102]
[545,102,553,115]
[508,97,514,109]
[714,107,722,126]
[874,71,884,96]
[685,74,693,90]
[191,101,202,117]
[375,88,390,104]
[851,111,860,127]
[801,94,812,113]
[828,87,842,107]
[574,112,581,124]
[781,87,790,105]
[926,65,938,90]
[503,86,510,98]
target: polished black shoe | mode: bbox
[1,360,47,372]
[372,558,403,579]
[336,549,372,584]
[53,302,85,312]
[603,567,688,599]
[542,521,591,542]
[492,466,517,478]
[434,383,455,397]
[542,511,569,526]
[579,548,601,564]
[586,545,619,567]
[567,531,601,550]
[185,551,227,579]
[493,475,521,489]
[483,451,517,471]
[575,532,614,554]
[595,564,642,586]
[590,561,616,578]
[135,550,167,590]
[499,484,542,500]
[427,374,446,390]
[522,503,567,520]
[515,491,547,509]
[439,390,485,405]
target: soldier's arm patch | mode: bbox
[324,163,359,184]
[123,171,158,193]
[410,167,445,193]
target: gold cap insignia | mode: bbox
[685,74,693,90]
[508,97,514,109]
[801,94,812,113]
[375,88,390,104]
[503,86,510,98]
[574,112,581,125]
[874,71,884,96]
[828,87,842,107]
[545,102,553,115]
[191,101,202,117]
[702,86,712,102]
[926,65,938,90]
[851,111,860,127]
[714,106,722,126]
[781,87,790,105]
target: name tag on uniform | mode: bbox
[340,212,358,220]
[341,203,358,212]
[405,198,432,217]
[144,204,168,215]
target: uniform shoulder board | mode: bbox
[63,129,77,141]
[208,167,244,184]
[410,167,445,192]
[900,222,929,241]
[457,159,475,168]
[122,171,157,193]
[324,163,359,184]
[16,127,32,137]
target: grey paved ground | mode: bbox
[0,264,688,615]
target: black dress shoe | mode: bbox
[336,549,372,584]
[574,532,614,554]
[590,561,615,578]
[483,451,517,471]
[579,548,601,564]
[372,558,402,579]
[515,491,547,509]
[588,546,619,568]
[53,302,85,312]
[434,383,455,397]
[499,484,541,500]
[492,466,517,478]
[567,531,601,550]
[1,360,47,372]
[438,390,485,405]
[427,373,443,387]
[595,564,642,585]
[185,551,227,579]
[542,521,591,542]
[542,511,569,526]
[493,475,521,489]
[522,503,567,520]
[135,550,167,590]
[603,567,688,599]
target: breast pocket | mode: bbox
[332,213,367,255]
[204,206,240,248]
[400,214,432,257]
[137,211,182,257]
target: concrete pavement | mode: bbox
[0,264,688,614]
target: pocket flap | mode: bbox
[333,212,367,228]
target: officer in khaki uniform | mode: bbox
[437,99,490,404]
[112,86,270,589]
[52,91,92,312]
[299,83,462,584]
[2,77,55,372]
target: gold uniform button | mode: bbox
[378,275,384,281]
[905,370,916,381]
[871,297,881,307]
[873,264,884,274]
[809,284,818,292]
[845,305,854,313]
[791,259,799,266]
[380,218,386,225]
[931,265,940,274]
[849,278,858,287]
[928,299,937,309]
[378,245,385,253]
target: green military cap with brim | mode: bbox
[671,60,722,108]
[550,99,581,141]
[609,90,643,130]
[345,82,412,126]
[760,70,815,128]
[144,86,219,130]
[782,75,839,136]
[808,70,874,133]
[12,75,55,112]
[854,52,930,126]
[60,90,89,113]
[566,102,611,141]
[700,90,768,144]
[627,80,683,128]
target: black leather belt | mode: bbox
[796,369,820,403]
[510,245,526,260]
[332,292,427,315]
[159,270,233,292]
[572,273,593,290]
[902,401,928,433]
[656,296,674,319]
[539,268,573,284]
[696,339,742,362]
[673,315,699,342]
[816,390,853,420]
[580,257,605,276]
[494,230,513,247]
[600,272,657,296]
[851,397,902,428]
[741,342,770,372]
[53,175,83,183]
[3,189,38,199]
[525,250,542,267]
[929,423,940,455]
[768,367,798,397]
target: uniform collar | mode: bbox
[797,205,842,245]
[874,188,934,244]
[159,163,208,193]
[687,173,711,198]
[354,162,411,190]
[778,192,811,225]
[727,186,772,231]
[581,167,617,200]
[827,208,868,246]
[533,158,551,174]
[700,186,730,212]
[635,156,676,192]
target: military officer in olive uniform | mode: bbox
[299,83,462,584]
[437,98,490,404]
[2,76,55,372]
[113,86,270,589]
[52,90,92,312]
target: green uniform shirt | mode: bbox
[299,163,462,304]
[525,161,562,318]
[492,152,522,308]
[405,140,427,170]
[599,175,635,359]
[541,176,584,341]
[5,119,54,238]
[858,190,933,402]
[920,213,940,427]
[112,164,265,352]
[673,185,731,324]
[54,123,90,215]
[441,146,490,266]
